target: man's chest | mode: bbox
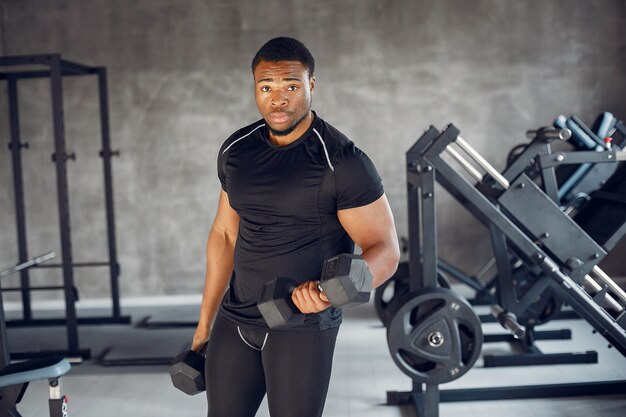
[226,145,332,221]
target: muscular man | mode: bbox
[192,37,400,417]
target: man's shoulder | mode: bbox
[219,119,266,154]
[314,116,354,156]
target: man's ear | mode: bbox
[309,76,316,93]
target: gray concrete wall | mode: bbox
[0,0,625,300]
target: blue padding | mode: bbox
[596,111,614,139]
[565,118,599,150]
[558,163,593,200]
[0,358,70,388]
[556,112,616,201]
[554,114,568,129]
[554,115,595,149]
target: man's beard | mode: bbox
[268,104,312,137]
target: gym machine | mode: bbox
[384,123,626,416]
[0,54,131,361]
[376,113,626,324]
[1,254,71,417]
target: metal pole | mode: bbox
[591,266,626,307]
[7,77,33,321]
[97,68,122,320]
[0,289,9,367]
[444,145,484,183]
[49,56,80,354]
[455,136,510,189]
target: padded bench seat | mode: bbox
[0,357,70,389]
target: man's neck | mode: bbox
[268,112,314,147]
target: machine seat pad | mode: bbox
[0,357,70,388]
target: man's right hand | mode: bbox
[192,323,211,352]
[292,280,331,314]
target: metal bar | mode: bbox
[420,161,438,289]
[438,380,626,402]
[97,67,122,320]
[444,145,484,182]
[59,58,95,74]
[489,225,517,309]
[10,349,90,362]
[7,316,131,327]
[526,128,572,141]
[456,135,510,189]
[0,279,9,367]
[585,275,624,313]
[592,266,626,307]
[407,126,440,161]
[437,259,485,293]
[1,286,67,292]
[540,150,625,167]
[7,77,33,322]
[502,141,551,182]
[0,252,56,277]
[483,351,598,367]
[32,261,110,269]
[540,163,560,204]
[0,53,60,66]
[584,276,624,312]
[50,56,80,354]
[406,168,423,291]
[474,257,496,281]
[0,70,95,80]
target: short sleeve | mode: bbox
[217,143,228,191]
[333,143,384,210]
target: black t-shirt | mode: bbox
[217,113,384,331]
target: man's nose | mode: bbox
[270,92,288,107]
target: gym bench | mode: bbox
[1,253,72,416]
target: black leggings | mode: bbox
[205,314,340,417]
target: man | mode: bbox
[192,37,400,417]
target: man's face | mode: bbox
[253,60,315,137]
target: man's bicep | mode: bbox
[337,194,397,251]
[210,189,240,243]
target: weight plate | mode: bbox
[375,274,410,327]
[387,287,483,384]
[375,262,451,327]
[511,267,563,327]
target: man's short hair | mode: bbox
[251,37,315,77]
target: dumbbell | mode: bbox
[257,253,373,328]
[169,342,208,395]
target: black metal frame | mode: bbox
[0,54,130,360]
[387,124,626,416]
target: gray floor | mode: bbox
[4,297,626,417]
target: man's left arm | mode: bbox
[338,193,400,288]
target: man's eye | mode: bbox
[287,85,299,91]
[260,86,271,92]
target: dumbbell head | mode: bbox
[319,254,372,307]
[169,343,207,396]
[258,277,305,328]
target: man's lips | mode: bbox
[269,112,291,123]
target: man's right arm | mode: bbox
[192,189,240,351]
